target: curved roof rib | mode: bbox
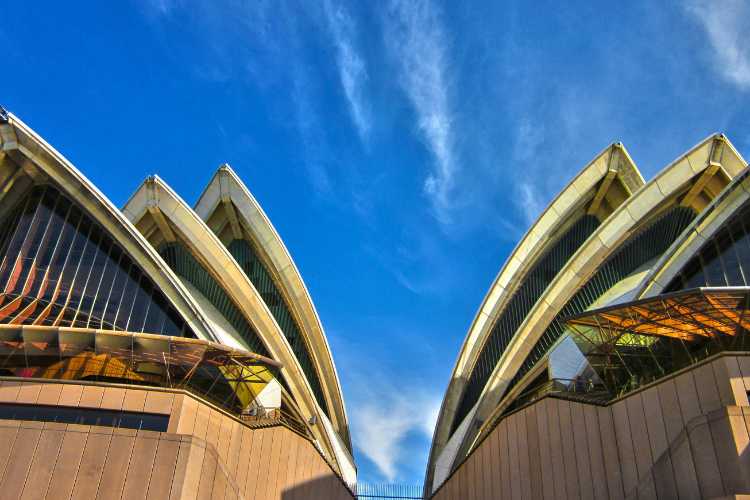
[454,134,746,472]
[637,167,750,298]
[0,113,216,340]
[193,164,350,449]
[122,176,352,480]
[427,143,643,490]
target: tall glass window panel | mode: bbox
[0,185,193,337]
[667,203,750,292]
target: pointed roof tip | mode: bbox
[218,163,234,173]
[608,141,639,174]
[705,132,733,146]
[144,174,168,187]
[610,141,633,163]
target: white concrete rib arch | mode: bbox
[122,175,354,482]
[637,167,750,299]
[0,113,217,341]
[438,134,747,491]
[426,143,644,490]
[193,165,350,451]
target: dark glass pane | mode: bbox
[451,214,601,431]
[48,206,85,310]
[673,258,703,290]
[102,255,128,329]
[736,221,750,284]
[55,216,93,321]
[0,186,193,337]
[228,237,330,416]
[60,223,100,327]
[42,304,64,326]
[0,403,168,431]
[163,305,185,337]
[717,228,744,285]
[88,241,119,328]
[126,271,151,332]
[26,194,68,297]
[143,290,167,334]
[160,242,265,349]
[13,189,56,291]
[701,242,726,286]
[495,205,697,427]
[0,190,40,288]
[114,263,140,330]
[0,204,24,263]
[73,226,107,327]
[0,190,41,293]
[39,202,76,302]
[667,204,750,292]
[683,268,707,289]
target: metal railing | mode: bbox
[506,377,611,413]
[352,483,423,499]
[239,408,310,437]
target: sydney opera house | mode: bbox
[0,108,354,499]
[5,101,750,500]
[426,135,750,499]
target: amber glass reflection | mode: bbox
[0,185,193,336]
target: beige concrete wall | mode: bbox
[431,355,750,500]
[0,379,353,500]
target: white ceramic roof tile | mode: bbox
[597,209,635,249]
[686,139,713,173]
[655,159,693,196]
[624,182,664,222]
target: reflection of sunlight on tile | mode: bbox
[728,411,750,455]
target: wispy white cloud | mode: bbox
[291,72,334,196]
[684,0,750,90]
[384,0,456,224]
[363,227,463,298]
[139,0,339,198]
[517,182,544,225]
[324,0,372,143]
[350,383,441,481]
[513,118,546,224]
[331,326,442,482]
[139,0,179,17]
[513,118,545,163]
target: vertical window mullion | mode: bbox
[84,238,115,329]
[37,200,74,303]
[3,189,45,294]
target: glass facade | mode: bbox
[0,185,192,337]
[159,242,269,356]
[506,205,697,394]
[666,203,750,291]
[228,239,330,418]
[452,215,600,432]
[566,288,750,400]
[0,327,279,416]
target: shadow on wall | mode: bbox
[430,356,750,500]
[282,474,355,500]
[629,405,750,499]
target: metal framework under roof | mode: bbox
[566,287,750,340]
[0,325,281,416]
[564,287,750,398]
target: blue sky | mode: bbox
[3,0,750,485]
